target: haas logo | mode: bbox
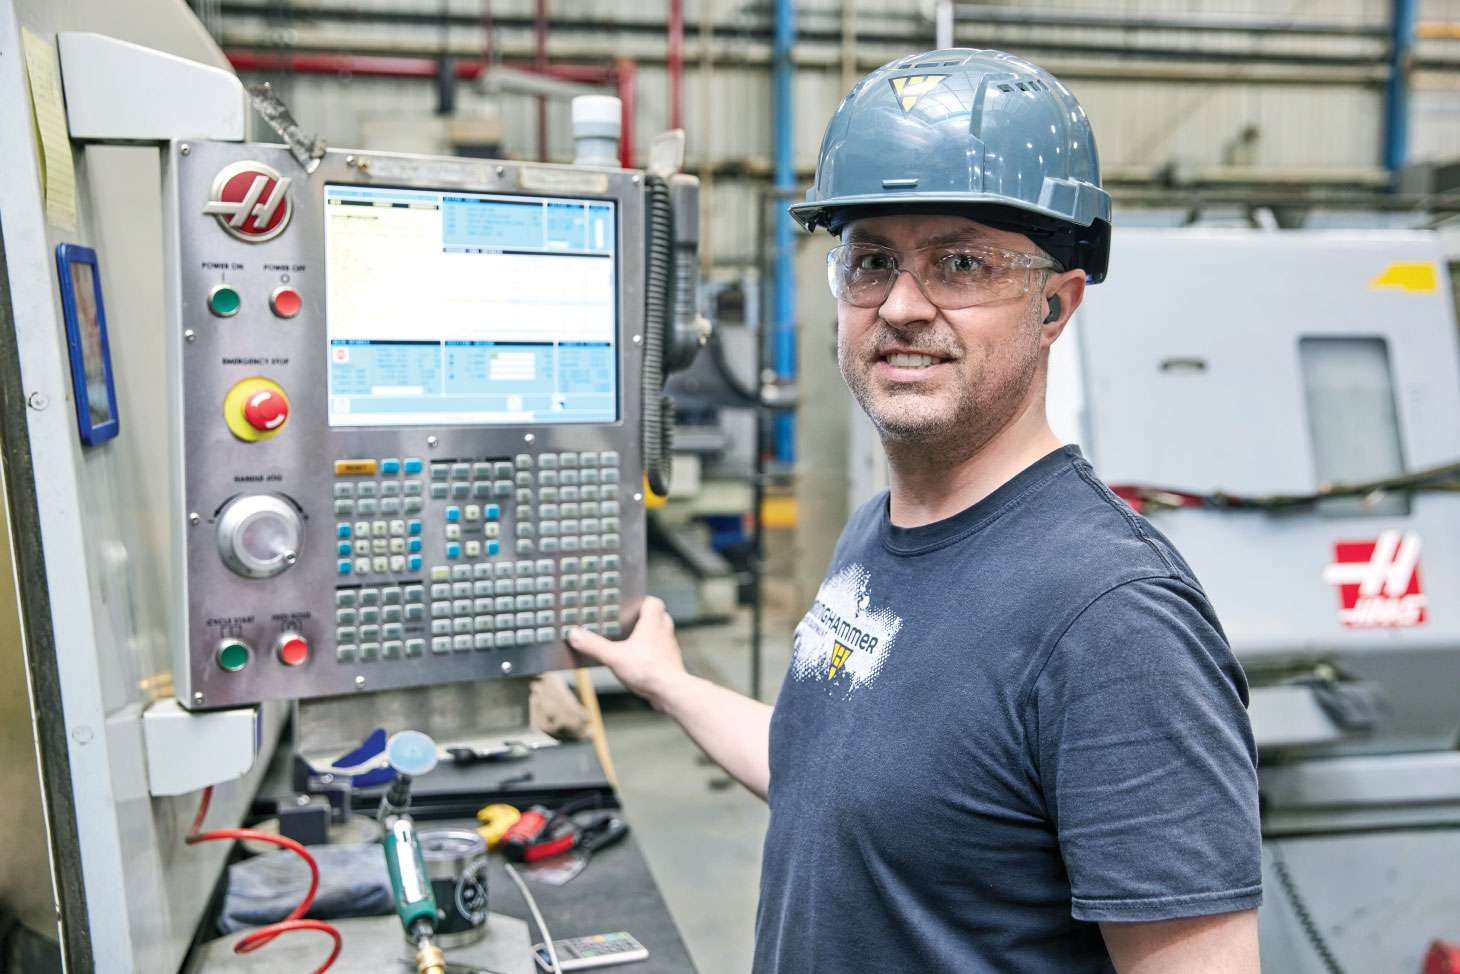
[203,161,293,242]
[1322,531,1427,629]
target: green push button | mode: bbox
[216,640,250,672]
[209,284,241,317]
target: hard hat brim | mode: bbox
[789,193,1099,235]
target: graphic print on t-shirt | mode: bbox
[792,563,903,696]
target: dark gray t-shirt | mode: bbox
[754,446,1261,974]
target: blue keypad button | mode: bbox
[408,555,423,572]
[408,519,422,535]
[445,506,461,523]
[337,523,352,539]
[486,504,501,520]
[404,458,423,474]
[446,542,462,559]
[487,540,501,556]
[337,541,352,556]
[337,559,353,575]
[408,538,423,553]
[381,458,401,474]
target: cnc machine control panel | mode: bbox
[167,142,650,709]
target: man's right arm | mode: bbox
[567,597,773,800]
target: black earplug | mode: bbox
[1043,295,1062,324]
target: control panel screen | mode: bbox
[324,185,618,427]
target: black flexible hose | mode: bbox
[643,175,674,496]
[1271,842,1345,974]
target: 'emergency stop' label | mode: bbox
[1322,530,1427,629]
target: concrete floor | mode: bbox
[601,603,796,974]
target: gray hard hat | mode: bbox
[790,49,1112,283]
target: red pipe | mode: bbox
[668,0,683,131]
[615,57,636,168]
[536,0,549,161]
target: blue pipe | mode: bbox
[1383,0,1417,179]
[772,0,796,463]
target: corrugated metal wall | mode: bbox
[208,0,1460,263]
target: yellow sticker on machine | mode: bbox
[1369,261,1439,293]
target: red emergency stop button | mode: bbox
[271,286,302,319]
[243,388,289,432]
[276,633,309,667]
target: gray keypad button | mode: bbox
[382,586,403,604]
[603,588,620,604]
[474,632,494,650]
[357,482,378,498]
[432,636,453,654]
[561,486,580,501]
[405,497,425,513]
[604,622,621,637]
[560,502,579,518]
[451,462,471,479]
[581,535,601,551]
[600,451,619,466]
[431,583,451,599]
[431,464,451,481]
[405,604,425,622]
[581,518,600,533]
[336,643,356,661]
[405,638,426,657]
[539,454,558,469]
[540,504,560,519]
[495,612,515,628]
[580,501,599,517]
[371,539,389,555]
[490,595,512,612]
[431,483,450,499]
[514,594,535,611]
[473,579,493,596]
[559,452,579,467]
[497,563,517,578]
[404,480,424,496]
[536,626,556,643]
[334,483,355,499]
[580,485,600,501]
[432,619,452,636]
[602,534,620,549]
[453,581,473,597]
[492,481,513,497]
[452,564,472,580]
[360,642,381,660]
[561,591,580,608]
[432,601,452,618]
[582,556,600,571]
[602,555,620,571]
[515,628,536,644]
[453,618,473,635]
[515,454,533,468]
[582,590,600,607]
[582,608,599,623]
[336,589,359,608]
[539,521,559,536]
[535,559,555,574]
[360,606,381,625]
[562,519,580,534]
[515,471,534,488]
[359,624,381,642]
[383,623,404,640]
[452,482,471,499]
[602,517,620,533]
[337,625,357,643]
[453,634,474,652]
[495,579,514,595]
[581,469,600,485]
[380,498,402,515]
[382,605,402,623]
[535,592,556,609]
[561,536,580,552]
[539,470,559,486]
[561,574,579,590]
[335,499,355,515]
[472,462,493,479]
[357,499,379,515]
[453,599,474,615]
[515,612,535,628]
[474,563,494,579]
[534,577,553,594]
[337,608,358,625]
[562,557,582,573]
[472,482,493,499]
[516,489,534,506]
[474,597,494,614]
[404,584,424,601]
[602,571,620,587]
[518,507,534,522]
[381,482,402,497]
[474,614,495,630]
[582,572,600,588]
[602,469,620,484]
[535,609,555,626]
[540,486,559,502]
[560,470,580,486]
[518,523,535,538]
[540,536,560,552]
[516,539,535,554]
[495,631,515,648]
[561,608,579,624]
[515,578,534,594]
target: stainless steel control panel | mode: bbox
[165,141,647,709]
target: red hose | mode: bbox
[187,786,343,973]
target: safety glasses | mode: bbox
[826,241,1057,310]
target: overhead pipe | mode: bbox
[535,0,549,161]
[668,0,684,131]
[1383,0,1418,178]
[771,0,796,464]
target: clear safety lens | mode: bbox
[826,242,1055,310]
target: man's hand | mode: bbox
[567,596,775,800]
[566,596,689,711]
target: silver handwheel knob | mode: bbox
[216,494,304,578]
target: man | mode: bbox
[570,49,1262,973]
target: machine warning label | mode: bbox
[1322,530,1427,629]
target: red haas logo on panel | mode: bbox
[1322,530,1427,629]
[203,161,293,242]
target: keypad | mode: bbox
[331,450,627,659]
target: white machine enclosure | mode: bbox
[166,142,648,709]
[1069,229,1460,759]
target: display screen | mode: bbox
[68,260,113,427]
[324,184,617,427]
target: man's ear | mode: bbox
[1040,270,1085,346]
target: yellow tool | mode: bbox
[475,803,522,849]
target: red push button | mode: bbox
[243,388,289,432]
[270,286,302,319]
[276,633,309,666]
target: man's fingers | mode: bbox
[566,625,617,661]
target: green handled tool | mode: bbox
[379,730,446,974]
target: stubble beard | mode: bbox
[841,308,1044,462]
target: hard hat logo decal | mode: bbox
[827,643,852,681]
[889,75,949,113]
[203,161,293,242]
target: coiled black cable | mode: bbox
[643,174,674,496]
[1271,842,1345,974]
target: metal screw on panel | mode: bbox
[496,165,505,176]
[354,675,366,689]
[72,725,93,744]
[631,334,642,345]
[193,692,204,705]
[500,661,513,674]
[184,329,196,343]
[346,155,355,166]
[26,392,47,410]
[633,492,643,503]
[180,144,190,156]
[524,433,535,443]
[189,513,201,526]
[631,174,641,184]
[283,551,298,565]
[427,435,439,448]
